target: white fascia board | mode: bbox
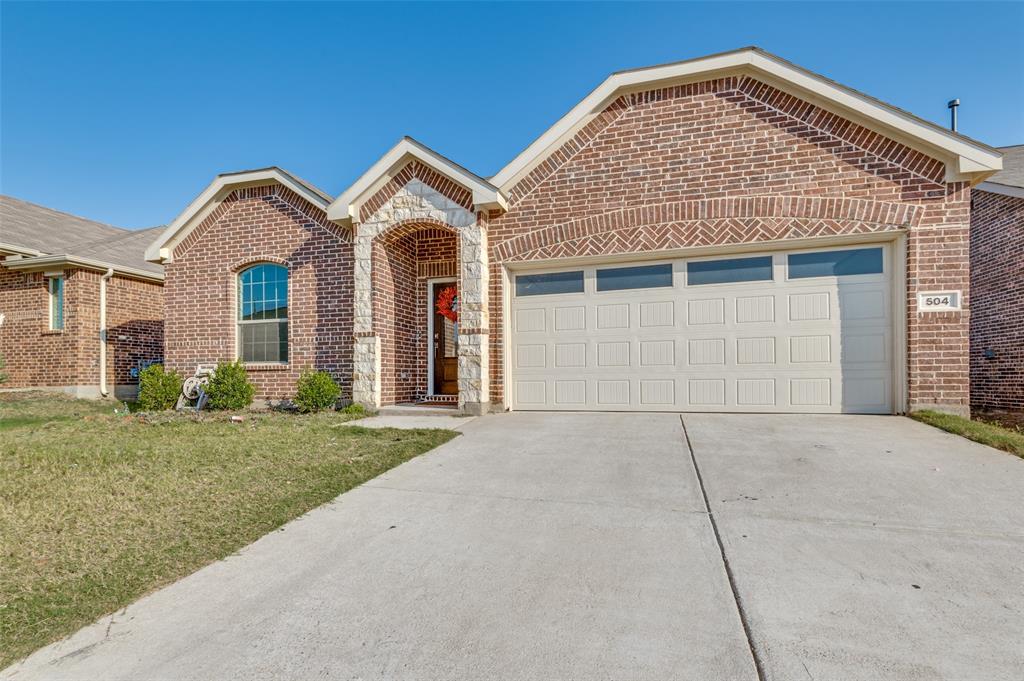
[0,242,44,257]
[327,138,507,225]
[145,168,331,263]
[491,48,1002,191]
[4,254,165,283]
[977,181,1024,199]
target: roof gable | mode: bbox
[145,167,331,263]
[491,47,1002,193]
[326,137,507,225]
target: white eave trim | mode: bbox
[326,137,508,225]
[0,242,44,257]
[3,253,165,283]
[976,181,1024,199]
[491,47,1003,191]
[145,168,331,263]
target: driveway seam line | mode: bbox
[680,415,767,681]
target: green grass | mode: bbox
[0,392,457,668]
[910,410,1024,459]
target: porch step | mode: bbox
[378,404,465,417]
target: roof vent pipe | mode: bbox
[947,99,960,132]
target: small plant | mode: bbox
[294,370,342,413]
[0,354,7,384]
[137,364,183,411]
[203,360,255,411]
[340,402,367,417]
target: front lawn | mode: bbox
[0,393,457,668]
[910,410,1024,459]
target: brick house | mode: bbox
[0,196,164,398]
[969,145,1024,415]
[147,47,1006,417]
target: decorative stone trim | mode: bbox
[360,161,474,222]
[352,335,381,408]
[351,178,489,410]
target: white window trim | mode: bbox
[236,265,289,365]
[47,275,64,331]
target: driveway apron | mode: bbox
[3,413,756,681]
[685,413,1024,681]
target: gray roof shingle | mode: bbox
[1,195,163,275]
[985,145,1024,190]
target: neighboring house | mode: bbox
[970,145,1024,414]
[147,47,1005,417]
[0,196,164,398]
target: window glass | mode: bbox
[515,270,584,296]
[687,256,773,286]
[238,264,288,362]
[788,248,883,279]
[48,277,64,330]
[596,263,672,291]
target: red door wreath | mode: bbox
[436,285,459,323]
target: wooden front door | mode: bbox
[432,282,458,395]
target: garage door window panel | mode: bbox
[596,263,673,292]
[788,248,883,279]
[687,256,773,286]
[515,271,584,296]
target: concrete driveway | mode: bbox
[4,413,1023,681]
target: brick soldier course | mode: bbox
[147,47,1009,416]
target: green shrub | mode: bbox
[204,360,255,410]
[137,364,182,411]
[294,370,342,413]
[0,354,7,385]
[340,402,367,417]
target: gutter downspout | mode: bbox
[99,268,114,397]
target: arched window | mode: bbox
[238,263,288,363]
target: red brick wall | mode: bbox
[0,263,163,393]
[163,184,352,401]
[969,189,1024,412]
[483,75,970,413]
[105,275,165,388]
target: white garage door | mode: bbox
[509,244,894,413]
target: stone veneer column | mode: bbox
[458,216,490,414]
[351,226,380,408]
[349,177,480,410]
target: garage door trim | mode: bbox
[500,232,908,413]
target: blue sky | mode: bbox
[2,1,1022,228]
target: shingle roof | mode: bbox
[984,145,1024,189]
[0,195,163,275]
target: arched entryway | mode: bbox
[349,177,491,414]
[373,223,460,405]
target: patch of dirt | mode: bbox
[972,409,1024,433]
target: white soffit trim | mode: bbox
[4,253,165,283]
[491,47,1003,191]
[145,168,331,263]
[976,181,1024,199]
[327,137,508,225]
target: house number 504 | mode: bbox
[918,291,961,312]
